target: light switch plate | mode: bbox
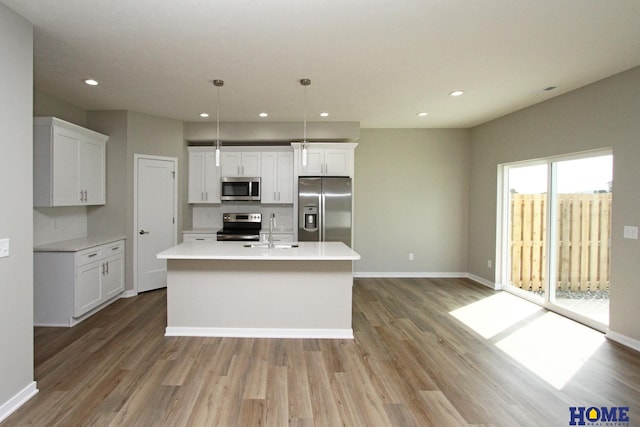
[623,226,639,240]
[0,238,9,258]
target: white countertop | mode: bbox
[157,241,360,261]
[34,235,126,252]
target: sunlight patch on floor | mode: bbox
[449,292,542,339]
[449,292,605,390]
[495,312,605,389]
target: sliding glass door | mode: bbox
[506,163,548,301]
[502,152,612,330]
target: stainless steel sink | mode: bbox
[244,243,299,249]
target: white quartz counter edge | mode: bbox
[34,235,127,252]
[157,241,360,261]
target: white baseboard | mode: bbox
[354,272,467,279]
[606,330,640,353]
[465,273,500,290]
[0,381,38,423]
[165,327,354,339]
[353,271,500,290]
[120,290,138,298]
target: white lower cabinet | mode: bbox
[35,239,125,326]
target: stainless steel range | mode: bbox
[216,213,262,241]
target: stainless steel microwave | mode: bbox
[221,177,261,201]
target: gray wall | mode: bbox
[34,90,87,127]
[87,111,185,292]
[0,2,34,411]
[354,129,470,274]
[469,66,640,343]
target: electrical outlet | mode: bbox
[409,253,414,261]
[487,259,492,269]
[623,226,638,239]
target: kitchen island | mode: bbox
[156,241,360,339]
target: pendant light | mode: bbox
[213,79,224,166]
[300,78,311,166]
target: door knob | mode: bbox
[139,229,150,235]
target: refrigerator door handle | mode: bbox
[320,192,325,241]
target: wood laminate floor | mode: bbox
[3,278,639,426]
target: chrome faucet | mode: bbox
[268,213,276,249]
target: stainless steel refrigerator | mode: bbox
[298,177,352,247]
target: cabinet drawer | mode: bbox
[103,241,124,256]
[183,233,216,242]
[76,240,125,266]
[77,247,103,266]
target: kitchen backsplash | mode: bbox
[34,206,88,246]
[192,204,294,231]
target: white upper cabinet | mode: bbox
[188,147,220,203]
[292,143,357,177]
[261,151,294,204]
[34,117,108,207]
[221,151,261,177]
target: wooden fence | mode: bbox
[510,193,611,292]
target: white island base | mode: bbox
[158,242,360,339]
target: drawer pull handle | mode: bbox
[112,246,120,251]
[88,253,98,258]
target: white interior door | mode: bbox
[136,156,177,293]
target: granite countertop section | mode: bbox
[34,235,127,252]
[157,241,360,261]
[182,228,219,234]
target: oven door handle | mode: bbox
[217,234,260,241]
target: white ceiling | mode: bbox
[4,0,640,128]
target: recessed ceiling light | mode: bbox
[199,113,209,118]
[84,79,99,86]
[417,112,429,117]
[449,90,464,97]
[258,112,269,118]
[320,112,329,117]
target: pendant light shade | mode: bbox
[213,79,224,166]
[300,78,311,166]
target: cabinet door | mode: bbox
[188,150,206,202]
[221,152,242,176]
[241,152,262,176]
[79,138,106,204]
[277,152,294,203]
[298,148,324,176]
[102,254,124,300]
[75,261,103,317]
[204,151,221,203]
[324,149,353,176]
[52,128,81,206]
[261,152,278,203]
[189,150,220,203]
